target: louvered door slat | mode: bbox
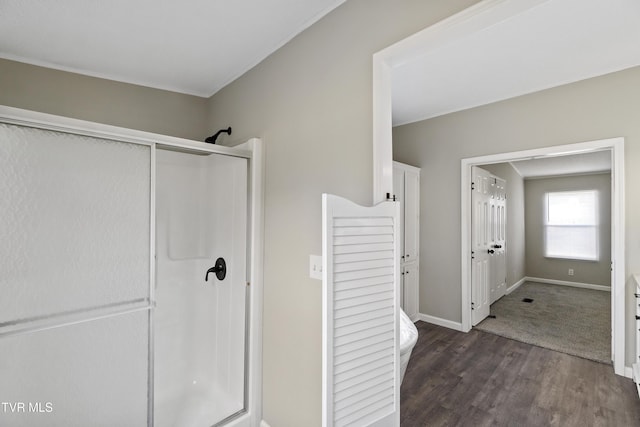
[334,234,394,245]
[334,340,393,366]
[335,285,393,305]
[333,226,394,236]
[334,315,393,340]
[334,299,394,320]
[335,351,392,375]
[334,268,394,283]
[334,242,394,255]
[335,250,395,264]
[334,354,394,385]
[334,258,394,273]
[334,307,393,329]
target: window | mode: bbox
[545,190,598,261]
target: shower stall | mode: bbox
[0,106,263,427]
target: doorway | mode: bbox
[373,0,635,380]
[470,156,612,364]
[470,166,507,325]
[460,138,625,375]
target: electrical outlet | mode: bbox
[310,255,322,280]
[568,268,574,276]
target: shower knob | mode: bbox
[205,257,227,281]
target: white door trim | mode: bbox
[460,138,625,376]
[370,0,627,382]
[372,0,549,204]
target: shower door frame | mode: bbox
[0,105,265,427]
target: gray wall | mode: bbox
[481,163,526,289]
[205,1,479,425]
[0,58,208,140]
[524,173,612,286]
[3,1,637,424]
[392,65,640,368]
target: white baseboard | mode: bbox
[506,277,527,295]
[417,313,464,332]
[625,365,634,380]
[525,276,611,292]
[260,421,271,427]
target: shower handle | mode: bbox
[205,257,227,281]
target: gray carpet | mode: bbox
[475,281,611,364]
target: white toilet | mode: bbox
[399,308,419,383]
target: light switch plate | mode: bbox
[309,255,322,280]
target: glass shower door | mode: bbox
[0,123,152,427]
[154,148,248,427]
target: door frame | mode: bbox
[460,138,625,376]
[372,0,628,377]
[372,0,549,205]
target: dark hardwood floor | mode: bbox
[400,322,640,427]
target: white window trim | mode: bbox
[544,190,599,261]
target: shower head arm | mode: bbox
[204,127,232,144]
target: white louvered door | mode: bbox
[322,194,400,427]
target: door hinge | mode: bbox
[471,302,475,310]
[471,182,475,190]
[471,250,475,260]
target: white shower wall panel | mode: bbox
[155,149,248,427]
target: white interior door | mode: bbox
[471,166,491,326]
[322,194,400,427]
[492,177,507,302]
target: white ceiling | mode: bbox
[0,0,346,97]
[392,0,640,126]
[3,1,640,116]
[509,150,611,178]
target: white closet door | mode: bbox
[471,166,491,325]
[403,170,419,263]
[402,263,419,321]
[322,194,400,427]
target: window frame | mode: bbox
[544,189,599,261]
